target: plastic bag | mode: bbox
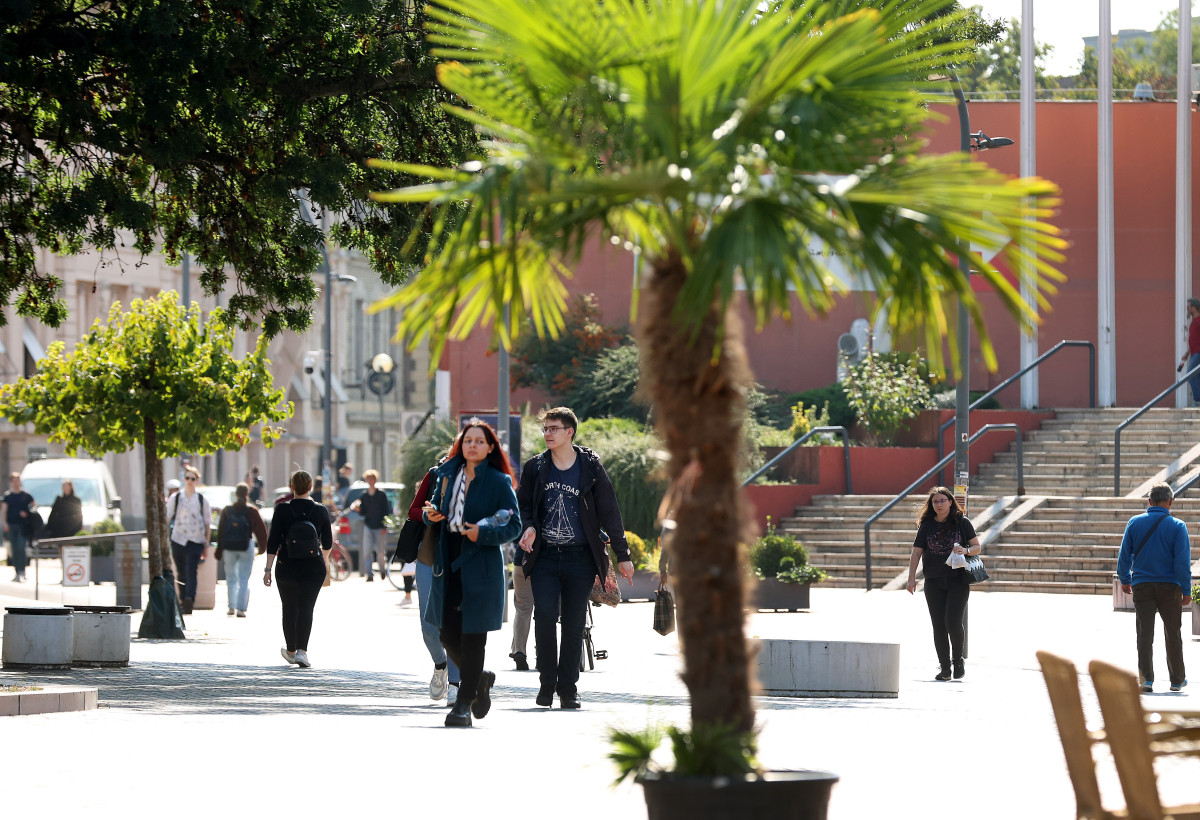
[946,551,968,569]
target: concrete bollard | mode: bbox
[2,607,74,669]
[756,638,901,698]
[70,605,133,667]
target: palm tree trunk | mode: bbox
[637,251,756,735]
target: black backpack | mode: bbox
[219,505,251,551]
[284,500,322,559]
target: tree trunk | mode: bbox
[637,251,756,735]
[143,419,167,579]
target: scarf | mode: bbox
[447,468,467,533]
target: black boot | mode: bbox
[935,664,952,681]
[953,659,965,679]
[473,671,496,719]
[510,651,530,671]
[181,597,194,615]
[445,699,473,727]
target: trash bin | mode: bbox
[2,607,74,669]
[70,605,133,667]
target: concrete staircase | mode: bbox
[777,408,1200,594]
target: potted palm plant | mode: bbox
[369,0,1064,813]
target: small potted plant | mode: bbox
[749,522,825,612]
[1192,582,1200,638]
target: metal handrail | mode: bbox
[937,340,1095,484]
[741,426,851,491]
[863,424,1024,590]
[1113,363,1200,497]
[1173,471,1200,497]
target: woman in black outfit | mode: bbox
[46,480,83,539]
[905,486,982,681]
[263,470,332,669]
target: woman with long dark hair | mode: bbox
[422,419,521,727]
[905,486,982,681]
[46,480,83,539]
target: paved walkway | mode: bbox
[2,563,1198,819]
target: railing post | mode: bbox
[1114,430,1121,497]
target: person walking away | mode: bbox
[45,480,83,539]
[423,420,522,727]
[2,472,34,582]
[215,483,268,617]
[263,470,332,668]
[1118,482,1192,693]
[517,407,634,709]
[246,465,264,506]
[351,469,390,581]
[905,486,982,681]
[167,468,212,614]
[407,462,461,702]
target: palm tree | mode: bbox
[371,0,1064,748]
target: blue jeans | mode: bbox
[223,548,256,612]
[1188,353,1200,402]
[6,525,26,574]
[531,549,596,697]
[416,561,459,683]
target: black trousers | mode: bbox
[923,576,970,666]
[438,531,487,701]
[275,556,326,651]
[1133,582,1187,686]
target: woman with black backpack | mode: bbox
[263,470,333,668]
[216,483,268,618]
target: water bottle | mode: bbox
[477,509,513,528]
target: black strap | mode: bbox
[1131,514,1169,563]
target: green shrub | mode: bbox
[791,384,855,429]
[841,351,933,445]
[930,388,1003,410]
[749,523,825,585]
[566,341,648,423]
[89,519,123,557]
[788,401,832,444]
[574,419,664,542]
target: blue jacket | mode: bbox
[1117,506,1192,593]
[423,456,521,633]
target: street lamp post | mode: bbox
[367,354,396,480]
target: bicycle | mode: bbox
[580,599,608,672]
[327,540,352,582]
[387,548,416,592]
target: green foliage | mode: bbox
[750,524,826,585]
[608,723,760,784]
[789,401,832,443]
[841,351,933,445]
[1192,582,1200,601]
[566,342,648,423]
[960,17,1056,93]
[793,384,856,430]
[0,1,477,336]
[89,519,123,557]
[575,419,664,543]
[397,418,458,513]
[930,388,1002,410]
[510,294,624,396]
[624,531,651,571]
[0,293,289,458]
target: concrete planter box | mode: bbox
[2,607,74,669]
[623,572,664,603]
[1192,602,1200,638]
[751,578,811,612]
[757,638,900,698]
[1113,575,1134,612]
[70,605,132,667]
[0,685,98,717]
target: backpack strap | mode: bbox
[1131,514,1169,563]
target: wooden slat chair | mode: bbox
[1088,659,1200,820]
[1037,650,1119,820]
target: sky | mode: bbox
[969,1,1185,76]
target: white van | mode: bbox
[20,458,122,529]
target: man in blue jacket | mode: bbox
[1118,482,1193,693]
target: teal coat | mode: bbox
[423,457,521,633]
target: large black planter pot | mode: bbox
[640,770,838,820]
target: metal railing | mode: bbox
[741,426,851,491]
[937,340,1095,485]
[863,424,1024,590]
[1113,363,1200,497]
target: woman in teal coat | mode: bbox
[423,419,521,727]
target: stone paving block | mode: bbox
[0,693,17,716]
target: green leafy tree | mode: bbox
[370,0,1065,754]
[566,341,648,423]
[961,17,1055,93]
[1077,46,1173,99]
[510,293,622,395]
[0,0,476,335]
[841,351,934,445]
[0,293,290,589]
[1147,11,1200,80]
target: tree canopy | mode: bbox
[0,291,291,579]
[0,0,476,336]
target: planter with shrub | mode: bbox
[749,525,825,612]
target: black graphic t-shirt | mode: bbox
[539,458,584,546]
[914,516,976,581]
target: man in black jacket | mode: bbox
[517,407,634,709]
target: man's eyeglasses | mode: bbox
[542,426,565,434]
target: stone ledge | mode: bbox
[756,638,900,698]
[0,686,98,717]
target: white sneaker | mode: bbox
[281,647,298,665]
[295,649,311,668]
[430,666,449,700]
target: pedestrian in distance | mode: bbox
[1180,298,1200,404]
[263,470,333,669]
[245,465,264,506]
[215,482,268,618]
[351,468,390,582]
[45,480,83,539]
[906,486,982,681]
[1117,482,1191,693]
[166,467,212,614]
[2,472,34,582]
[517,407,635,710]
[422,419,522,727]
